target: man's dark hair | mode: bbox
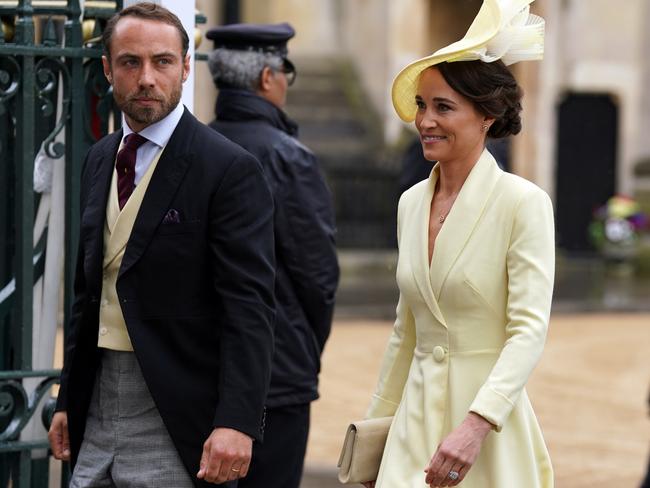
[102,2,190,60]
[436,60,523,139]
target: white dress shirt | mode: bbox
[120,102,185,185]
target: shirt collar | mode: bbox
[121,103,185,147]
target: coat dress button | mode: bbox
[433,346,446,362]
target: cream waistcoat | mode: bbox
[98,147,163,350]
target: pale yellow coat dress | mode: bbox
[367,149,554,487]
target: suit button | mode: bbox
[99,327,108,336]
[433,346,446,362]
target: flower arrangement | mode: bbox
[589,195,649,260]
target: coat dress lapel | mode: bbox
[429,149,502,299]
[118,108,194,279]
[410,172,447,326]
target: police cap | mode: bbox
[206,22,295,58]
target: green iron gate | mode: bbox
[0,1,121,486]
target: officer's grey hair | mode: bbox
[208,48,284,91]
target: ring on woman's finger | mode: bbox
[447,470,460,481]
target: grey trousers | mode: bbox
[70,350,194,488]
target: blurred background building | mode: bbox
[195,0,650,256]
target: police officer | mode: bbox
[206,23,339,488]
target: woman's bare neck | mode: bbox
[436,146,484,196]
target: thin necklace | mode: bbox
[434,182,457,225]
[437,199,454,224]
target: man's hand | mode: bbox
[197,427,253,484]
[48,411,70,461]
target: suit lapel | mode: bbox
[409,172,447,326]
[118,108,195,279]
[81,131,122,284]
[429,149,502,299]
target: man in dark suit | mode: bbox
[47,4,275,487]
[206,23,339,488]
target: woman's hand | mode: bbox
[424,412,493,487]
[362,481,376,488]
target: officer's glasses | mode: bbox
[281,60,297,86]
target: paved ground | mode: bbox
[301,313,650,487]
[48,313,649,487]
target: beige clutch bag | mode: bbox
[337,416,393,484]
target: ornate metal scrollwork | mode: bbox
[0,375,60,442]
[0,55,20,158]
[84,56,115,141]
[0,55,20,117]
[0,381,27,441]
[35,56,71,159]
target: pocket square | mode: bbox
[162,208,181,224]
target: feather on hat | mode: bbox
[391,0,545,122]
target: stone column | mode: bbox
[511,0,563,198]
[195,0,221,124]
[636,1,650,162]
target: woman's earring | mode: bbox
[482,124,489,131]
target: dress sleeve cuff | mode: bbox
[469,385,515,432]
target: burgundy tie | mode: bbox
[116,133,148,210]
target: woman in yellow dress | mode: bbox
[364,1,554,487]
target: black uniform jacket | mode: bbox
[56,107,276,486]
[210,90,339,408]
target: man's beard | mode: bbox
[118,84,182,127]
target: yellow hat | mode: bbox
[391,0,545,122]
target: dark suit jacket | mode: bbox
[210,89,339,408]
[56,108,276,487]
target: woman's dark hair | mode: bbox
[102,2,190,61]
[436,60,523,138]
